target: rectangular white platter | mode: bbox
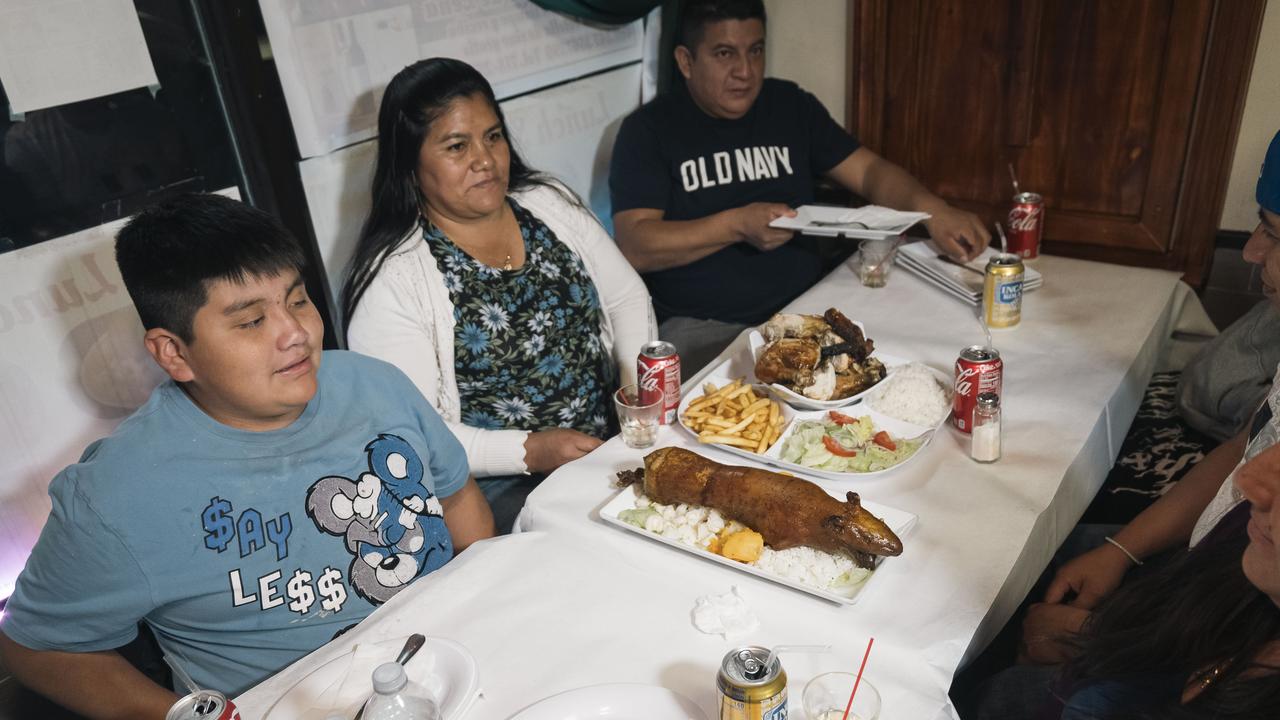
[599,482,917,605]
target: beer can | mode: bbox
[1007,192,1044,259]
[638,341,681,424]
[983,253,1024,329]
[953,345,1003,433]
[718,646,787,720]
[165,691,241,720]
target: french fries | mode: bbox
[682,378,786,454]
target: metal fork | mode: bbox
[808,219,870,229]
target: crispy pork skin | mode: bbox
[823,308,874,362]
[637,448,903,560]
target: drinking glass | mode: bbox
[613,384,662,449]
[802,673,881,720]
[856,238,899,288]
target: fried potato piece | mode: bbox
[680,378,786,454]
[720,529,765,563]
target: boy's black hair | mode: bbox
[115,193,306,343]
[679,0,766,51]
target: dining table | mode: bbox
[235,250,1212,720]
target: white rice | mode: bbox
[868,362,951,426]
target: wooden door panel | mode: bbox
[851,0,1258,277]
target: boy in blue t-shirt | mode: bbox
[0,194,495,718]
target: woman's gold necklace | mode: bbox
[429,216,517,270]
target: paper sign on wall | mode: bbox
[260,0,644,159]
[0,0,158,114]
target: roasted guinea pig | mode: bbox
[619,447,902,565]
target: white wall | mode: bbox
[1220,0,1280,231]
[763,0,848,126]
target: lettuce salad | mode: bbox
[780,411,923,473]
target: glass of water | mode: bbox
[802,673,880,720]
[613,384,662,449]
[856,237,899,288]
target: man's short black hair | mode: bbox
[115,193,307,343]
[679,0,766,51]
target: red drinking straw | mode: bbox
[841,636,875,720]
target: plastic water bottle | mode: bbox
[361,661,440,720]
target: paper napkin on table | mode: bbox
[692,586,760,640]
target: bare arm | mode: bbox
[0,632,176,720]
[1045,429,1248,607]
[440,477,495,552]
[1111,429,1248,558]
[613,205,797,273]
[826,147,990,260]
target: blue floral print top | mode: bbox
[423,198,616,438]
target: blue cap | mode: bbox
[1260,130,1280,214]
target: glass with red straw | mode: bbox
[802,637,880,720]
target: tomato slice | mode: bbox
[872,431,897,451]
[828,410,858,425]
[822,435,859,457]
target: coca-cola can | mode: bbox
[165,691,241,720]
[638,341,681,424]
[1006,192,1044,259]
[953,345,1003,433]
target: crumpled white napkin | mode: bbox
[692,586,759,639]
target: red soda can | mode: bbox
[638,341,681,425]
[165,691,241,720]
[1006,192,1044,259]
[953,345,1003,433]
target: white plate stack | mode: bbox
[896,242,1043,305]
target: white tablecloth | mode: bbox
[237,254,1206,720]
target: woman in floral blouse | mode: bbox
[343,59,654,532]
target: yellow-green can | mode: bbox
[983,252,1025,328]
[718,646,788,720]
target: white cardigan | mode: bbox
[348,183,656,477]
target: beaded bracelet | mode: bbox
[1104,536,1143,566]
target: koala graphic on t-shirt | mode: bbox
[306,433,452,604]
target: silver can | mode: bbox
[165,691,241,720]
[717,645,788,720]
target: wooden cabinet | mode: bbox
[849,0,1264,283]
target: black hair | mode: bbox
[115,193,306,343]
[679,0,766,51]
[1062,511,1280,718]
[340,57,575,334]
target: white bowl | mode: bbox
[748,330,900,411]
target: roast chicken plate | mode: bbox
[754,308,886,401]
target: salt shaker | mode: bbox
[971,392,1001,462]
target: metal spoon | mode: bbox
[396,634,426,665]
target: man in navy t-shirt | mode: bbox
[609,0,990,373]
